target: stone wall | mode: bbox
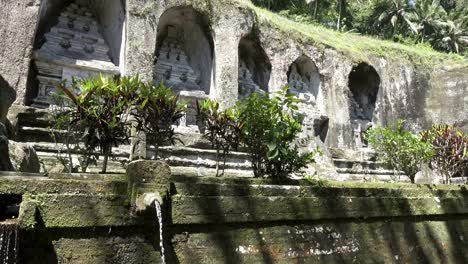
[1,168,467,263]
[425,65,468,132]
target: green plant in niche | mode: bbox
[57,74,135,173]
[197,99,242,176]
[132,81,186,158]
[421,124,468,183]
[364,120,434,183]
[238,86,317,181]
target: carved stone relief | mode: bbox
[32,1,119,108]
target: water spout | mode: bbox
[154,200,165,264]
[135,192,163,212]
[136,193,165,264]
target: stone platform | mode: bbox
[1,168,467,263]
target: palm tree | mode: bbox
[375,0,418,37]
[410,0,447,43]
[430,8,468,53]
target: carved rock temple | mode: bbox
[32,1,119,108]
[154,25,206,129]
[0,0,468,263]
[1,0,463,182]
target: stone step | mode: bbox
[37,151,127,174]
[16,108,51,128]
[333,158,389,171]
[17,126,64,143]
[157,147,251,170]
[335,167,401,175]
[170,166,253,178]
[335,173,410,183]
[31,142,132,158]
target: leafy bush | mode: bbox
[57,75,135,173]
[364,120,434,183]
[237,86,316,181]
[53,76,185,173]
[49,91,96,173]
[132,81,186,155]
[421,125,468,183]
[197,99,242,176]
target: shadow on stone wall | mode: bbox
[168,178,468,263]
[0,74,16,124]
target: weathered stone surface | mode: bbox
[0,171,467,263]
[0,123,14,171]
[0,0,41,105]
[0,75,16,124]
[127,160,172,206]
[414,164,444,184]
[172,220,468,264]
[8,141,40,173]
[425,65,468,132]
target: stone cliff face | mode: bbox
[0,0,466,150]
[425,65,468,132]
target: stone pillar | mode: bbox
[211,8,253,108]
[125,0,159,82]
[126,160,171,208]
[211,26,240,108]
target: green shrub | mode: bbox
[132,81,186,155]
[237,86,316,181]
[364,120,434,183]
[197,99,242,176]
[421,125,468,183]
[57,74,136,173]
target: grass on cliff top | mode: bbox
[234,0,467,66]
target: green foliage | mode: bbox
[197,99,242,176]
[250,0,468,54]
[364,120,434,183]
[57,74,135,173]
[237,86,316,181]
[420,125,468,183]
[52,75,186,173]
[132,81,186,150]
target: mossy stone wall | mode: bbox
[0,171,467,263]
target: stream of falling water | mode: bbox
[154,202,165,264]
[0,221,18,264]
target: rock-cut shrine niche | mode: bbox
[287,55,321,105]
[348,62,381,147]
[154,7,214,129]
[31,1,120,108]
[287,56,328,148]
[238,36,271,98]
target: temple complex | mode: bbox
[0,0,467,263]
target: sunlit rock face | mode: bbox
[32,1,119,108]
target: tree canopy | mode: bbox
[251,0,468,55]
